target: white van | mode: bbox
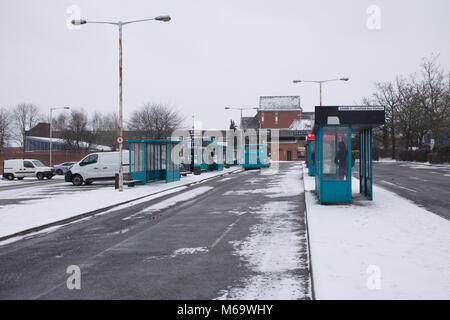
[2,159,56,180]
[66,151,129,186]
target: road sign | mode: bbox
[116,136,124,144]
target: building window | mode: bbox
[261,112,264,124]
[275,112,278,124]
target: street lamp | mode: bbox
[292,78,349,106]
[224,106,258,149]
[49,106,70,167]
[224,106,258,131]
[72,15,171,191]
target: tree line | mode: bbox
[365,55,449,159]
[0,103,184,152]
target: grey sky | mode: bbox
[1,0,449,129]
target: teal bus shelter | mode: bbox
[306,132,316,176]
[313,106,385,204]
[127,139,180,184]
[194,138,224,171]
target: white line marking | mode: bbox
[380,180,418,193]
[211,217,241,249]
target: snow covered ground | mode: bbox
[376,158,450,168]
[217,163,311,300]
[0,175,65,186]
[0,167,240,240]
[304,164,450,299]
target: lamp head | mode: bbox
[72,19,87,25]
[155,15,171,22]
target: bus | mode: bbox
[241,144,270,170]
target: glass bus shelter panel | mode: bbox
[308,140,316,176]
[318,126,352,204]
[322,126,349,181]
[360,129,373,200]
[315,129,321,198]
[130,142,147,184]
[165,143,180,183]
[146,143,164,182]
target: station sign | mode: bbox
[338,106,384,111]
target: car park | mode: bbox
[2,159,56,180]
[53,162,75,175]
[65,151,129,186]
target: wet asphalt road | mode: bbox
[0,163,310,300]
[354,161,450,220]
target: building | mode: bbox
[241,96,314,161]
[257,96,302,129]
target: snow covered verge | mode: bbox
[376,158,450,167]
[0,168,241,240]
[217,163,312,300]
[303,165,450,299]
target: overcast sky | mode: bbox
[0,0,449,129]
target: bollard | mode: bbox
[115,173,119,189]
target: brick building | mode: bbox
[242,96,314,161]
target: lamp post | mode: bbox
[292,78,349,106]
[72,15,171,191]
[224,106,258,153]
[49,106,70,167]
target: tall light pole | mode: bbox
[49,106,70,167]
[224,106,258,133]
[292,78,349,106]
[72,15,171,191]
[224,106,258,154]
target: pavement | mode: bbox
[354,161,450,220]
[0,162,311,300]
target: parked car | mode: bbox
[54,162,76,175]
[65,151,129,186]
[2,159,56,180]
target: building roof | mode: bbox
[258,96,302,111]
[289,119,314,131]
[26,136,112,151]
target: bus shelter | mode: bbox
[306,132,316,176]
[127,139,180,184]
[313,106,385,204]
[194,139,223,171]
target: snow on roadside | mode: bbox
[304,166,450,299]
[217,201,309,300]
[0,168,240,239]
[217,163,311,300]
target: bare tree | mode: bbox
[0,108,11,151]
[52,113,68,133]
[90,111,119,149]
[414,55,449,148]
[128,103,184,139]
[60,109,92,151]
[12,103,42,150]
[371,81,401,159]
[396,77,422,152]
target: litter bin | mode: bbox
[193,165,201,175]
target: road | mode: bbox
[355,161,450,220]
[0,162,311,300]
